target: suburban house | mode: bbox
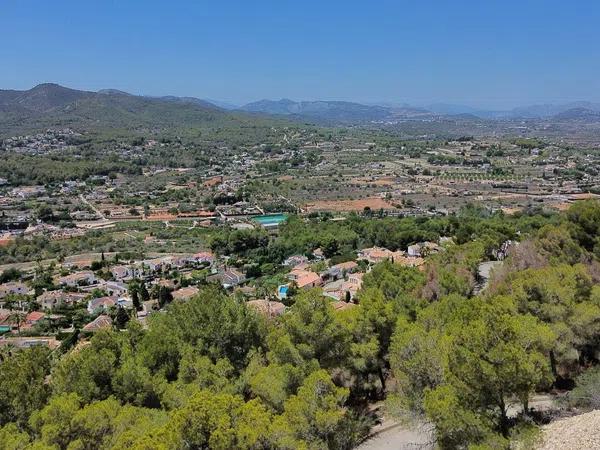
[87,296,117,314]
[83,315,113,333]
[322,271,365,302]
[103,281,129,296]
[0,336,60,349]
[283,255,309,267]
[142,257,171,273]
[221,268,246,288]
[171,286,199,301]
[312,248,325,260]
[407,241,440,257]
[321,261,358,281]
[332,261,359,273]
[22,311,46,330]
[358,247,405,264]
[170,256,194,269]
[0,282,30,299]
[295,271,322,289]
[37,290,86,310]
[193,251,215,265]
[156,278,176,290]
[56,271,98,287]
[246,299,285,318]
[394,255,425,268]
[288,266,312,281]
[347,272,364,288]
[110,264,142,281]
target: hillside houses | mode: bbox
[22,311,46,330]
[82,315,113,333]
[283,255,309,267]
[56,271,98,287]
[194,251,215,265]
[110,265,143,281]
[37,290,86,310]
[0,282,30,299]
[407,241,441,257]
[172,286,199,301]
[287,266,323,289]
[0,235,443,350]
[358,247,405,264]
[211,268,247,289]
[87,296,118,314]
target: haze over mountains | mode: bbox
[1,83,600,136]
[240,98,600,122]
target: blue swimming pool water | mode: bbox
[253,214,288,226]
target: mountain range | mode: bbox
[0,83,269,137]
[239,99,434,123]
[1,83,599,137]
[238,98,600,122]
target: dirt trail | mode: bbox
[538,410,600,449]
[358,418,434,450]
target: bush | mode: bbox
[563,366,600,410]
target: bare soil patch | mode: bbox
[304,197,396,212]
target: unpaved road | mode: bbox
[358,419,434,450]
[539,410,600,450]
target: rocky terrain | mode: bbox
[538,410,600,449]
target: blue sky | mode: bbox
[2,0,599,108]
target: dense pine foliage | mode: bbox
[1,201,600,449]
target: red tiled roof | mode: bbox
[26,311,46,322]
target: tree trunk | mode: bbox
[549,350,558,379]
[378,366,386,394]
[498,396,509,438]
[521,394,529,417]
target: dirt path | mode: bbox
[358,418,434,450]
[538,410,600,449]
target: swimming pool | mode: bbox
[253,214,288,227]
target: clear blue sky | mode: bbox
[2,0,599,108]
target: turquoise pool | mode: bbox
[253,214,288,227]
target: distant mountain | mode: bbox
[552,107,600,121]
[427,101,600,119]
[0,83,278,137]
[241,99,301,115]
[202,99,239,110]
[153,95,220,110]
[98,89,133,96]
[509,102,600,118]
[240,99,394,123]
[0,83,94,113]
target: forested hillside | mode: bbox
[0,84,289,138]
[1,201,600,449]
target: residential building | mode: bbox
[295,271,322,289]
[194,251,215,265]
[172,286,199,301]
[87,296,117,314]
[0,282,29,299]
[283,255,309,267]
[56,271,98,287]
[246,299,285,318]
[83,315,113,333]
[221,269,246,288]
[37,290,85,310]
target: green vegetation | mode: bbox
[0,201,599,449]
